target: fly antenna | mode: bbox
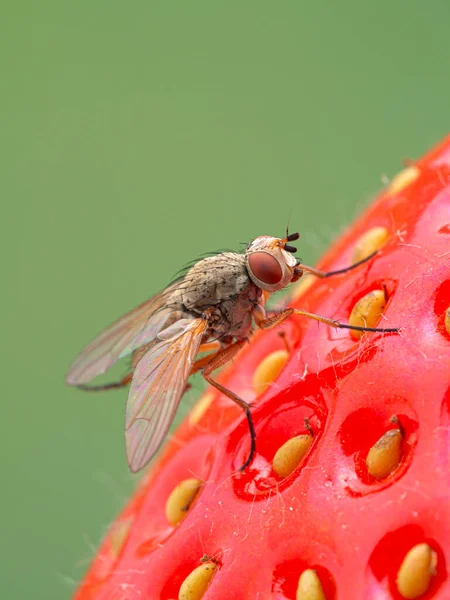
[282,210,300,252]
[286,209,292,238]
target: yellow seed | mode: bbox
[349,289,386,340]
[396,543,437,599]
[253,350,289,395]
[296,568,327,600]
[189,392,214,426]
[292,273,315,300]
[179,562,217,600]
[387,165,420,196]
[445,306,450,336]
[366,429,402,479]
[352,226,389,264]
[273,434,313,478]
[165,478,203,526]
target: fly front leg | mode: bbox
[296,250,378,279]
[198,339,256,471]
[255,306,399,335]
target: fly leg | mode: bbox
[195,340,256,471]
[79,339,223,393]
[253,299,399,335]
[255,306,399,335]
[181,339,223,393]
[190,340,223,374]
[76,372,132,392]
[75,340,222,393]
[297,250,379,279]
[198,340,222,353]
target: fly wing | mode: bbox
[125,317,209,472]
[66,288,176,386]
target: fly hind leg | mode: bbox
[77,340,160,392]
[76,372,132,392]
[199,340,256,471]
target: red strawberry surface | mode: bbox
[74,136,450,600]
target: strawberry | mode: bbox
[73,136,450,600]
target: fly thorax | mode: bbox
[180,253,251,311]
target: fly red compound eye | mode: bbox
[248,252,283,285]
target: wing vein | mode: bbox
[125,318,208,472]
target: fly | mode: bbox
[66,233,399,472]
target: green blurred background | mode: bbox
[2,1,449,597]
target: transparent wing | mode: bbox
[125,318,209,472]
[66,289,175,386]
